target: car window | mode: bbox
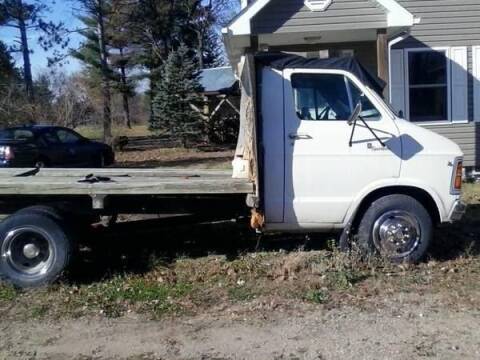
[0,130,13,140]
[291,73,381,121]
[13,130,34,140]
[56,129,82,144]
[43,130,60,144]
[0,129,34,140]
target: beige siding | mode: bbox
[421,123,480,166]
[397,0,480,47]
[252,0,387,34]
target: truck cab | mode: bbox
[237,53,465,262]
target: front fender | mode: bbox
[343,178,448,227]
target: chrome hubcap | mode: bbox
[1,226,54,276]
[373,210,421,258]
[23,243,40,259]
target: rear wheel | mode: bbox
[356,194,433,263]
[0,211,74,288]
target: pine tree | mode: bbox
[151,44,202,147]
[109,0,138,128]
[0,41,17,84]
[75,0,113,145]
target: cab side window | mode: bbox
[292,73,381,121]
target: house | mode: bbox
[223,0,480,169]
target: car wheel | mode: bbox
[356,194,433,263]
[0,212,74,288]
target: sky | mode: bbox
[0,1,84,77]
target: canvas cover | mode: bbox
[255,52,386,94]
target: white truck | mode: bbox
[0,53,466,288]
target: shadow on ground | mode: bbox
[68,204,480,285]
[69,216,332,284]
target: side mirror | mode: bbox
[348,102,362,126]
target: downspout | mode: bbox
[387,32,408,103]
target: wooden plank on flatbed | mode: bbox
[0,168,234,178]
[0,168,254,195]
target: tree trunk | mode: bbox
[196,29,204,70]
[122,89,131,129]
[17,0,34,102]
[119,48,132,128]
[96,0,113,146]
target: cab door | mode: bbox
[283,69,402,226]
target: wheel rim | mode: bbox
[1,226,55,277]
[372,210,421,258]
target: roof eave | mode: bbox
[224,0,414,37]
[223,0,272,36]
[374,0,414,27]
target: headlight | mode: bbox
[450,157,463,195]
[0,146,14,161]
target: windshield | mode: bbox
[0,129,34,141]
[366,88,398,119]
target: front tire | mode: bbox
[356,194,433,263]
[0,212,73,288]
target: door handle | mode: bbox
[289,133,312,140]
[367,142,388,151]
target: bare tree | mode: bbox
[0,0,68,102]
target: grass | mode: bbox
[57,276,193,318]
[0,284,17,301]
[0,185,480,321]
[75,125,152,140]
[305,289,329,304]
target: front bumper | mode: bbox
[449,200,467,222]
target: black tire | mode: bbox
[356,194,433,263]
[0,212,74,288]
[15,205,65,223]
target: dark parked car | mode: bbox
[0,126,115,168]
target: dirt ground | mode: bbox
[2,293,479,360]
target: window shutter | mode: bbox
[473,46,480,122]
[389,49,406,118]
[450,46,468,122]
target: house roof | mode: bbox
[224,0,414,36]
[199,67,238,95]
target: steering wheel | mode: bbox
[318,106,331,120]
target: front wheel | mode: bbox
[356,194,433,263]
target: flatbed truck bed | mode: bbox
[0,168,254,197]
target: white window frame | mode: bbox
[404,47,453,126]
[473,46,480,122]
